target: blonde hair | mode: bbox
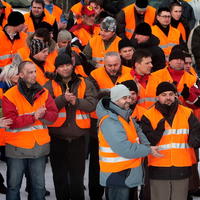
[0,64,19,85]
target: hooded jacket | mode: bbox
[96,98,151,187]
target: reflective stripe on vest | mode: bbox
[98,115,142,172]
[159,43,178,49]
[125,28,134,34]
[163,129,189,136]
[158,143,190,150]
[90,35,121,67]
[76,114,90,120]
[0,53,16,60]
[48,78,90,128]
[100,156,132,163]
[99,146,139,163]
[3,86,50,148]
[138,97,157,104]
[144,105,196,167]
[6,125,47,133]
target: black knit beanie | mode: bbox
[120,80,138,93]
[118,38,135,51]
[135,22,152,36]
[156,82,177,96]
[8,11,25,27]
[169,49,185,61]
[55,53,72,68]
[135,0,148,9]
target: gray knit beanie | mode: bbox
[110,84,130,102]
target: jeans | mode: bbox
[6,156,46,200]
[106,187,130,200]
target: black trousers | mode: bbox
[50,136,85,200]
[88,118,104,200]
[88,136,105,200]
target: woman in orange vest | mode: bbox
[44,53,98,200]
[97,84,160,200]
[141,82,200,200]
[170,1,190,42]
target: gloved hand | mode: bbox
[181,84,190,99]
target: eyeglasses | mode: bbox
[159,15,171,18]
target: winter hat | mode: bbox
[135,0,148,11]
[8,11,25,27]
[100,16,116,32]
[110,84,130,102]
[156,82,177,96]
[55,53,72,68]
[135,22,152,36]
[118,38,135,51]
[30,39,48,56]
[120,80,138,93]
[81,5,95,16]
[169,49,185,61]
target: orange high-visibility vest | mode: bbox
[150,67,197,104]
[90,66,131,92]
[48,77,90,128]
[90,66,131,118]
[123,4,156,39]
[24,11,56,35]
[71,25,100,46]
[3,86,50,149]
[26,58,55,86]
[132,105,147,121]
[75,65,87,77]
[122,72,157,109]
[144,105,196,167]
[151,25,180,57]
[18,46,58,66]
[2,1,12,19]
[89,35,121,68]
[177,22,186,42]
[44,4,62,22]
[0,31,27,68]
[98,115,142,173]
[70,2,83,24]
[0,18,7,31]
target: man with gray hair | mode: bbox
[96,84,161,200]
[83,16,121,68]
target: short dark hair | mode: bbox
[156,7,171,16]
[18,61,34,73]
[132,49,152,66]
[170,2,182,11]
[31,0,45,8]
[89,0,103,8]
[33,28,51,44]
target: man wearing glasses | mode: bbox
[151,7,184,61]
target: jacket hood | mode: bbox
[96,98,132,121]
[132,34,160,48]
[27,34,56,53]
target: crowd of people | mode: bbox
[0,0,200,199]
